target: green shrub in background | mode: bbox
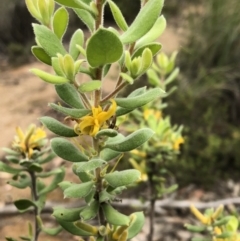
[165,0,240,187]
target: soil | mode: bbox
[0,25,228,241]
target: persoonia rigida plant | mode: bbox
[0,125,64,241]
[25,0,167,240]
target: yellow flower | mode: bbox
[12,125,47,158]
[74,100,117,137]
[129,158,148,181]
[143,109,162,121]
[190,205,224,226]
[173,136,184,150]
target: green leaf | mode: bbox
[74,158,106,173]
[51,137,89,162]
[42,226,62,236]
[53,7,69,40]
[101,203,130,226]
[128,212,145,239]
[64,181,94,198]
[165,67,179,85]
[100,134,124,161]
[8,174,31,189]
[59,181,72,191]
[33,24,67,57]
[78,80,102,93]
[132,43,162,59]
[27,163,43,172]
[37,168,63,178]
[14,199,37,212]
[54,0,94,14]
[5,237,18,241]
[0,161,23,174]
[86,28,123,67]
[30,68,69,85]
[31,46,52,65]
[120,0,164,44]
[80,200,99,221]
[53,207,84,221]
[69,29,84,60]
[108,0,128,31]
[55,83,84,109]
[2,147,19,155]
[105,170,141,187]
[99,190,115,203]
[56,219,93,236]
[226,216,239,232]
[116,87,165,109]
[74,9,95,32]
[38,167,65,196]
[49,103,90,118]
[40,116,78,137]
[104,128,155,152]
[135,15,166,48]
[95,129,118,138]
[38,152,56,164]
[72,166,92,182]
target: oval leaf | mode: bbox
[53,7,69,40]
[30,68,69,85]
[86,28,123,67]
[78,80,102,93]
[132,42,162,59]
[53,207,84,222]
[55,83,84,109]
[80,200,99,221]
[95,129,118,138]
[51,137,88,162]
[40,116,78,137]
[74,9,95,32]
[0,162,23,174]
[56,219,93,236]
[49,103,90,118]
[74,158,106,173]
[104,128,155,152]
[105,169,141,187]
[64,181,94,198]
[101,203,130,226]
[14,199,37,212]
[128,212,145,239]
[33,24,67,57]
[31,46,52,65]
[108,0,128,31]
[135,15,166,48]
[69,29,84,60]
[120,0,164,44]
[115,87,165,109]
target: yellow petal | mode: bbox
[16,127,25,141]
[190,204,208,224]
[97,99,116,124]
[90,119,100,136]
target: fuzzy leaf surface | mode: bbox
[51,137,88,162]
[86,28,123,67]
[120,0,164,44]
[104,128,155,152]
[105,170,141,187]
[33,24,67,57]
[55,83,84,109]
[64,181,94,198]
[40,116,77,137]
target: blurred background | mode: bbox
[1,0,240,188]
[1,0,240,240]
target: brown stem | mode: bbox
[100,81,128,103]
[94,68,103,107]
[148,161,157,241]
[29,171,41,241]
[93,138,106,226]
[95,0,104,30]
